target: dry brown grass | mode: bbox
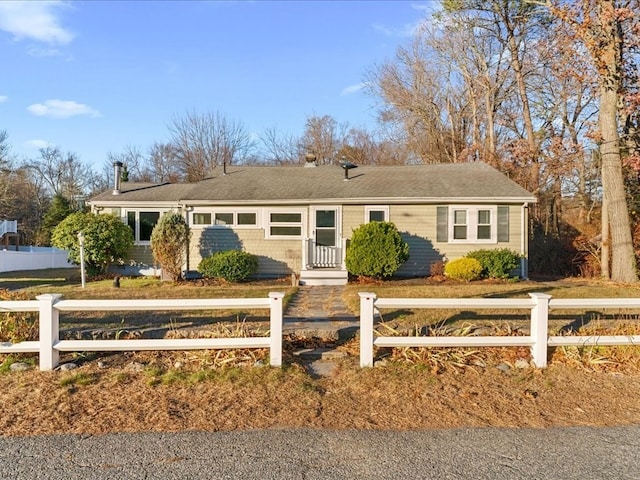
[2,271,640,436]
[1,354,639,436]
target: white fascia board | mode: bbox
[179,196,537,206]
[89,201,181,209]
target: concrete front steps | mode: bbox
[299,269,348,286]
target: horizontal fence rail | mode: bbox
[0,293,284,370]
[359,292,640,368]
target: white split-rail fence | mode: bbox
[359,293,640,368]
[0,293,284,370]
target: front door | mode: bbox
[310,207,340,267]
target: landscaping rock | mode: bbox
[374,358,389,367]
[59,362,78,371]
[9,362,30,372]
[97,361,107,369]
[496,362,511,373]
[174,361,184,369]
[515,358,530,369]
[126,361,145,373]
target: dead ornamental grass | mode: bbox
[1,361,639,437]
[2,273,640,436]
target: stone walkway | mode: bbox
[283,285,358,377]
[283,285,358,339]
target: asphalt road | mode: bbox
[1,426,638,479]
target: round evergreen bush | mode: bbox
[345,222,409,279]
[197,250,258,282]
[466,248,521,279]
[51,212,134,277]
[444,257,483,282]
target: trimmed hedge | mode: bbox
[466,248,521,279]
[197,250,258,282]
[345,222,410,279]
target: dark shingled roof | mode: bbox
[90,162,535,204]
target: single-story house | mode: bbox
[88,160,536,285]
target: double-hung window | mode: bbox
[437,205,508,244]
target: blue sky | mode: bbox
[1,1,433,169]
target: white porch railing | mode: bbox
[0,293,285,370]
[359,293,640,368]
[0,220,17,238]
[304,239,342,268]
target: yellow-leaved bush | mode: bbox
[444,257,483,282]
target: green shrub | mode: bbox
[198,250,258,282]
[51,212,134,277]
[345,222,410,279]
[444,257,483,282]
[466,248,521,279]
[151,211,191,282]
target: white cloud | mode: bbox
[0,96,7,103]
[372,21,420,38]
[24,139,51,149]
[341,83,366,96]
[0,1,74,45]
[27,99,101,119]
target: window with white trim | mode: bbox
[190,210,258,228]
[125,210,164,244]
[439,206,499,243]
[266,210,303,238]
[365,206,389,223]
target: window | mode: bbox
[365,206,389,223]
[453,210,468,240]
[437,206,502,244]
[215,213,234,225]
[238,212,257,225]
[190,210,257,228]
[477,209,491,240]
[193,213,212,225]
[125,210,162,243]
[267,211,303,238]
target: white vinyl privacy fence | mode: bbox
[0,293,284,370]
[359,293,640,368]
[0,247,74,272]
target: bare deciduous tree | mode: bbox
[258,126,301,164]
[300,115,349,165]
[169,110,254,181]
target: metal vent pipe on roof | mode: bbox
[112,161,123,195]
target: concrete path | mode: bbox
[283,285,358,377]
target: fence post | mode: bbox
[529,293,551,368]
[269,292,284,367]
[36,294,62,371]
[359,292,377,368]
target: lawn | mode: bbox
[1,269,640,437]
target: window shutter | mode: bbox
[498,206,509,242]
[436,206,448,242]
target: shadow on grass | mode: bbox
[0,268,81,290]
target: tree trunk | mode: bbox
[601,196,610,279]
[597,0,638,282]
[599,85,637,282]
